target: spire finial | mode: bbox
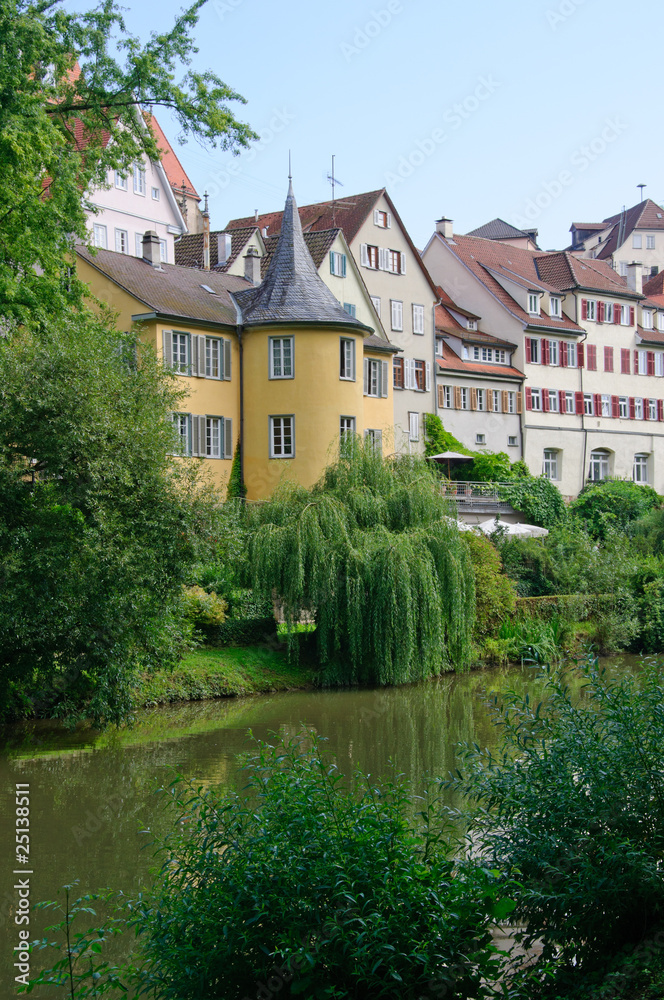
[203,190,209,216]
[288,150,292,181]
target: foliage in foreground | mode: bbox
[248,440,476,684]
[568,478,661,540]
[453,655,664,996]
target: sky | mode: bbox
[81,0,664,251]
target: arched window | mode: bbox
[633,453,650,484]
[542,449,560,480]
[588,449,611,482]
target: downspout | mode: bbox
[237,323,245,496]
[579,326,589,489]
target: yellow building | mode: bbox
[76,182,397,499]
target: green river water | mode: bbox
[0,654,641,996]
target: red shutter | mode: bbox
[644,398,650,421]
[598,301,605,323]
[659,399,664,422]
[614,307,621,325]
[525,386,532,410]
[581,298,588,320]
[594,392,602,416]
[543,340,550,365]
[543,389,550,412]
[604,346,614,372]
[611,395,620,418]
[635,349,639,374]
[648,351,656,375]
[630,306,635,326]
[577,343,585,367]
[525,337,532,364]
[561,343,568,367]
[629,397,636,419]
[587,345,597,370]
[559,390,566,412]
[621,349,631,374]
[575,391,584,415]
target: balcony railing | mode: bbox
[440,481,515,511]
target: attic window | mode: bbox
[528,293,539,315]
[467,319,477,330]
[200,284,216,294]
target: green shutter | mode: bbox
[224,339,232,381]
[224,418,233,459]
[162,330,173,367]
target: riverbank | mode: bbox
[134,644,315,707]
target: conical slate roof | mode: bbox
[233,181,371,329]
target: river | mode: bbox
[0,654,641,995]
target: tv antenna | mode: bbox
[327,155,344,226]
[638,183,647,202]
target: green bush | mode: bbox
[181,586,228,628]
[454,655,664,994]
[569,479,661,540]
[461,531,516,640]
[499,475,567,529]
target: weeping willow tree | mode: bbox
[249,440,475,685]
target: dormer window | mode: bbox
[643,310,653,330]
[550,297,561,318]
[658,313,664,332]
[528,293,539,315]
[467,318,477,330]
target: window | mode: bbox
[390,299,403,332]
[638,350,648,375]
[491,389,501,412]
[441,385,453,408]
[393,357,404,389]
[412,359,425,391]
[115,228,129,254]
[643,310,654,330]
[364,244,379,269]
[586,299,597,321]
[159,239,168,263]
[435,336,444,357]
[621,305,631,325]
[467,318,477,330]
[528,293,539,314]
[657,353,664,377]
[460,387,469,410]
[530,387,542,411]
[340,416,356,439]
[164,331,231,380]
[205,337,221,379]
[588,450,610,481]
[604,346,614,372]
[566,341,578,367]
[550,297,561,317]
[364,358,388,397]
[204,417,222,458]
[93,224,107,249]
[583,393,594,416]
[476,388,486,411]
[508,435,518,447]
[475,433,486,445]
[135,233,143,257]
[173,413,190,454]
[649,399,658,420]
[601,394,611,417]
[386,249,404,274]
[619,396,629,418]
[171,332,189,374]
[343,303,357,318]
[647,235,656,249]
[371,296,381,316]
[364,428,383,451]
[633,234,642,249]
[330,251,347,277]
[565,391,575,414]
[634,454,649,483]
[634,397,644,420]
[176,414,232,459]
[549,340,559,366]
[507,392,517,414]
[548,389,559,412]
[133,164,146,195]
[543,449,559,480]
[528,338,540,364]
[269,336,294,379]
[270,416,294,458]
[408,411,419,442]
[659,314,664,332]
[412,304,425,335]
[115,171,128,190]
[605,303,614,323]
[340,338,356,380]
[373,209,391,228]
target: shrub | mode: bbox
[461,531,516,640]
[454,655,664,992]
[569,479,661,540]
[181,586,228,628]
[499,475,567,529]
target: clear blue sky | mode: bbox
[85,0,664,250]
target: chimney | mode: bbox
[626,261,643,295]
[244,246,261,286]
[217,232,232,265]
[202,191,210,271]
[254,209,259,223]
[436,217,454,239]
[142,230,162,268]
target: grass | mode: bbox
[134,643,315,708]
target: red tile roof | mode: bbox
[643,271,664,307]
[585,199,664,260]
[145,113,200,201]
[436,343,524,380]
[226,189,384,244]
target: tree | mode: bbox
[249,440,475,684]
[569,479,662,540]
[0,312,220,727]
[0,0,256,325]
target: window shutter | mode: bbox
[191,414,201,457]
[629,397,636,419]
[621,349,630,374]
[614,307,621,325]
[598,301,605,323]
[224,418,233,459]
[516,391,523,414]
[561,343,568,368]
[542,339,550,365]
[575,391,584,415]
[542,390,550,412]
[341,254,347,277]
[386,213,392,228]
[611,395,620,418]
[454,386,461,409]
[581,299,588,320]
[162,330,173,367]
[363,359,369,395]
[525,387,532,410]
[351,340,356,381]
[501,390,508,413]
[360,243,369,267]
[604,346,613,371]
[470,388,478,410]
[425,361,431,392]
[373,209,380,225]
[378,248,387,270]
[437,385,444,408]
[198,336,207,377]
[594,393,602,416]
[190,335,199,376]
[525,337,532,364]
[630,306,635,326]
[644,398,651,421]
[659,399,664,422]
[400,253,406,274]
[559,390,566,413]
[329,251,336,275]
[648,351,656,375]
[635,349,640,373]
[224,339,232,380]
[381,360,389,397]
[577,343,585,367]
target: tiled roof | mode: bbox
[76,244,248,327]
[436,343,524,380]
[145,114,200,200]
[571,222,606,231]
[175,227,257,271]
[637,328,664,345]
[590,199,664,260]
[226,189,384,244]
[233,182,371,330]
[537,252,640,297]
[643,270,664,306]
[440,235,585,333]
[466,218,538,243]
[261,229,338,276]
[434,290,516,348]
[364,333,399,354]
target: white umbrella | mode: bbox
[478,518,549,538]
[427,451,474,478]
